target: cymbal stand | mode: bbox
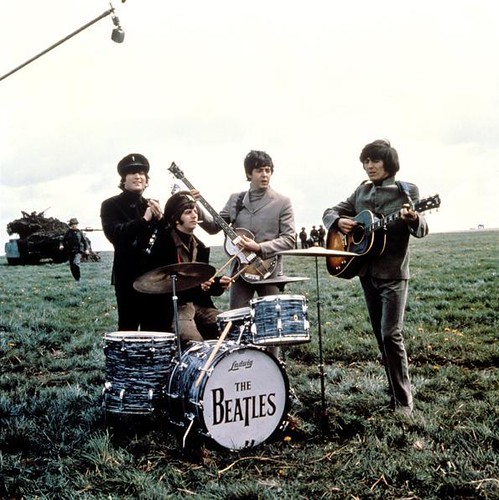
[170,273,183,364]
[313,255,328,431]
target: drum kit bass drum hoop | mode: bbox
[102,248,355,451]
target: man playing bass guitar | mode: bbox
[323,139,429,417]
[197,150,296,309]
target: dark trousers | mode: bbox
[360,276,412,411]
[114,282,171,332]
[69,253,82,281]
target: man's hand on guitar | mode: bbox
[190,189,201,200]
[236,233,261,254]
[400,204,418,222]
[338,217,358,235]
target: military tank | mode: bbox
[5,210,100,265]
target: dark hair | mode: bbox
[359,139,400,176]
[118,171,150,190]
[244,150,274,180]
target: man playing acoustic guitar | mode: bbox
[323,139,429,417]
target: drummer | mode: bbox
[149,191,231,343]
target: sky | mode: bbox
[1,0,498,253]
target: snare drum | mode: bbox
[250,294,310,346]
[216,307,252,343]
[165,341,289,450]
[103,331,176,414]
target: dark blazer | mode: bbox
[150,227,224,308]
[100,190,159,286]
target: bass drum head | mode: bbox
[167,341,289,451]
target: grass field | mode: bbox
[1,230,498,499]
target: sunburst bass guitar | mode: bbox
[168,162,278,283]
[326,194,441,279]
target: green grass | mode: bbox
[1,230,498,499]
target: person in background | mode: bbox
[309,225,319,246]
[197,150,296,309]
[100,153,167,331]
[322,139,429,417]
[149,191,230,343]
[299,227,308,249]
[60,217,89,283]
[318,224,326,247]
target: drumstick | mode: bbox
[195,320,232,388]
[229,263,249,281]
[210,252,240,280]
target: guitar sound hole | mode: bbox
[351,228,364,245]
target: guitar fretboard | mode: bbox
[364,197,436,235]
[367,212,401,233]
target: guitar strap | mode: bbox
[396,181,414,209]
[231,191,246,225]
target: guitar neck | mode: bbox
[367,210,402,233]
[176,176,238,240]
[365,197,434,234]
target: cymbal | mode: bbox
[133,262,216,294]
[278,247,358,257]
[253,275,310,285]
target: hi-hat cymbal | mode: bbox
[253,275,310,285]
[278,247,358,257]
[133,262,215,294]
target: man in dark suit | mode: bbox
[100,153,166,331]
[323,139,428,417]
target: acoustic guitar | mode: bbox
[168,162,278,283]
[326,194,441,279]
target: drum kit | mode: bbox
[102,247,356,451]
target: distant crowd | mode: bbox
[298,225,326,248]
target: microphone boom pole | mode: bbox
[0,7,116,83]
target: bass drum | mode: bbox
[165,341,289,451]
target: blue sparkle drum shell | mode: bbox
[216,307,253,343]
[102,331,176,415]
[250,294,310,346]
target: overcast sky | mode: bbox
[1,0,498,253]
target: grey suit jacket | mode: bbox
[322,177,428,279]
[199,186,296,260]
